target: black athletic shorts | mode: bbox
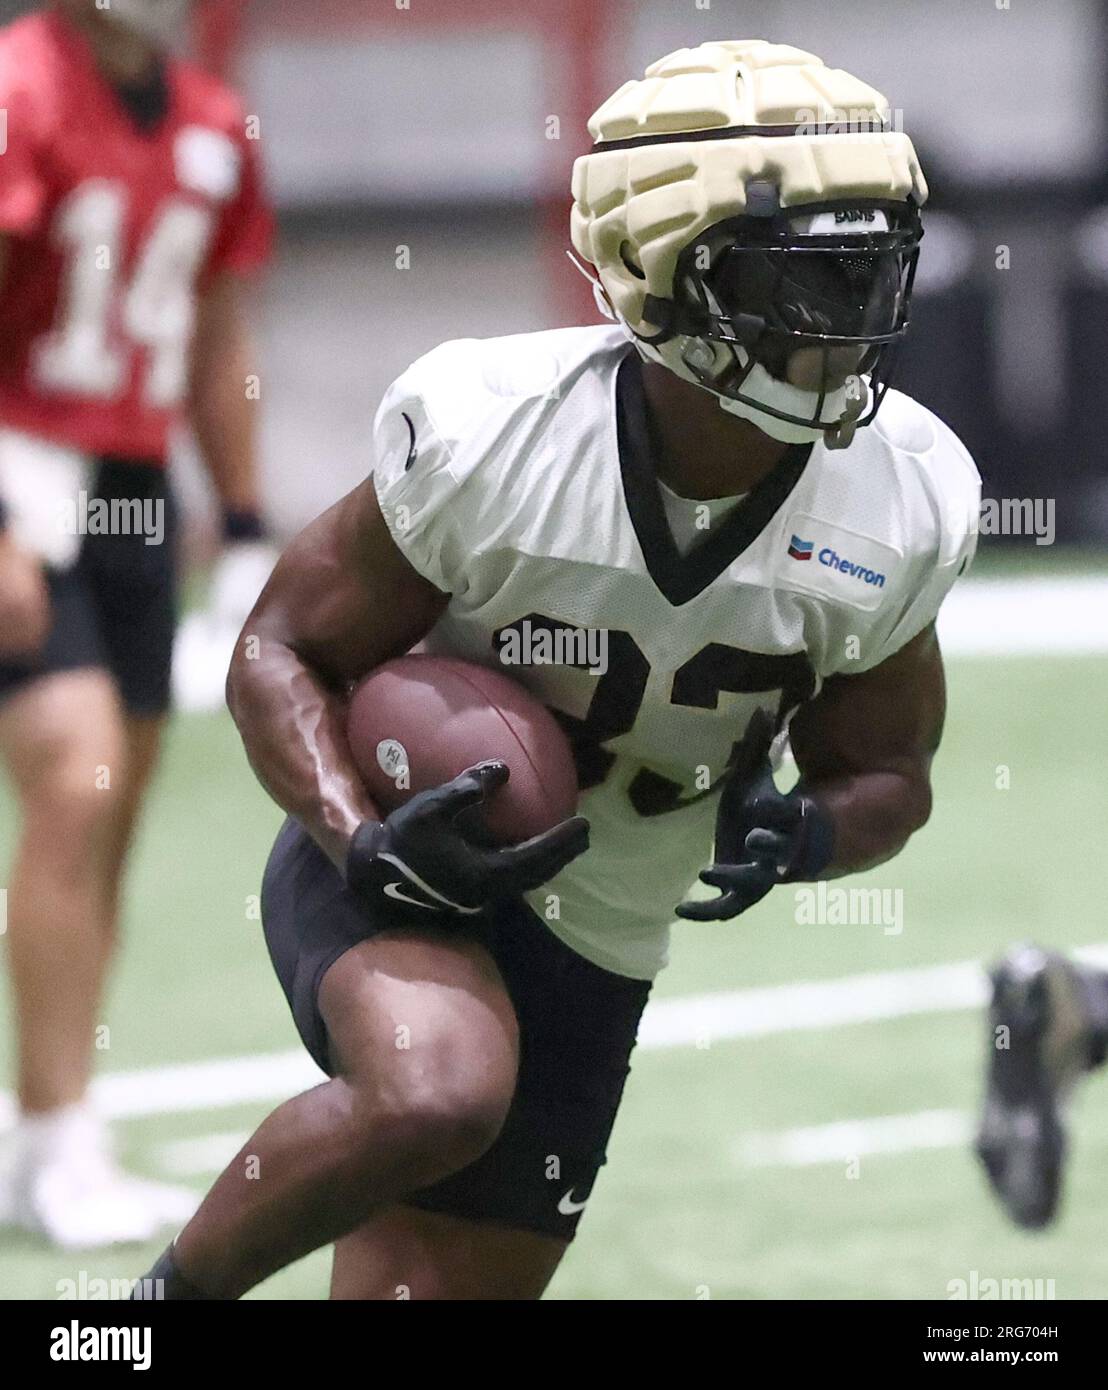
[261,816,653,1241]
[0,456,178,716]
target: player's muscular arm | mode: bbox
[226,478,448,868]
[788,623,946,875]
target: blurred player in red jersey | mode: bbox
[0,0,273,1247]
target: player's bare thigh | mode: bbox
[318,935,568,1299]
[317,928,521,1187]
[0,672,162,877]
[0,668,124,816]
[330,1205,568,1300]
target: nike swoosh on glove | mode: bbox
[346,760,590,921]
[675,753,834,923]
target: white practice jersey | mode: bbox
[372,325,980,980]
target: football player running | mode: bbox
[139,41,980,1299]
[0,0,273,1247]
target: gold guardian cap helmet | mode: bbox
[570,41,929,448]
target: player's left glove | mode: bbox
[675,754,835,922]
[209,535,279,634]
[172,512,279,713]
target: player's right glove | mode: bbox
[345,760,589,920]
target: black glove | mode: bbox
[346,760,589,920]
[675,754,835,922]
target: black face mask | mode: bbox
[714,242,900,370]
[642,199,923,431]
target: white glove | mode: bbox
[208,538,280,632]
[173,539,279,713]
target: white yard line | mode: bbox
[639,961,985,1048]
[735,1108,973,1168]
[4,944,1107,1138]
[162,1108,976,1180]
[156,1131,254,1177]
[0,1053,325,1134]
[938,576,1108,655]
[640,944,1108,1047]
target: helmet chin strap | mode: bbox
[678,336,869,449]
[716,368,870,450]
[621,300,872,451]
[821,376,870,450]
[716,387,831,445]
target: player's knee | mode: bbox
[402,1080,512,1176]
[399,1026,516,1176]
[7,716,129,889]
[343,1066,513,1189]
[904,777,933,833]
[22,756,124,865]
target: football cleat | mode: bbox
[975,946,1098,1230]
[0,1102,197,1250]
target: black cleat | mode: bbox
[975,945,1096,1230]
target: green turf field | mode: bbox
[1,647,1107,1300]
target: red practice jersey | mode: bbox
[0,11,273,461]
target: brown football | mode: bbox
[346,654,578,844]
